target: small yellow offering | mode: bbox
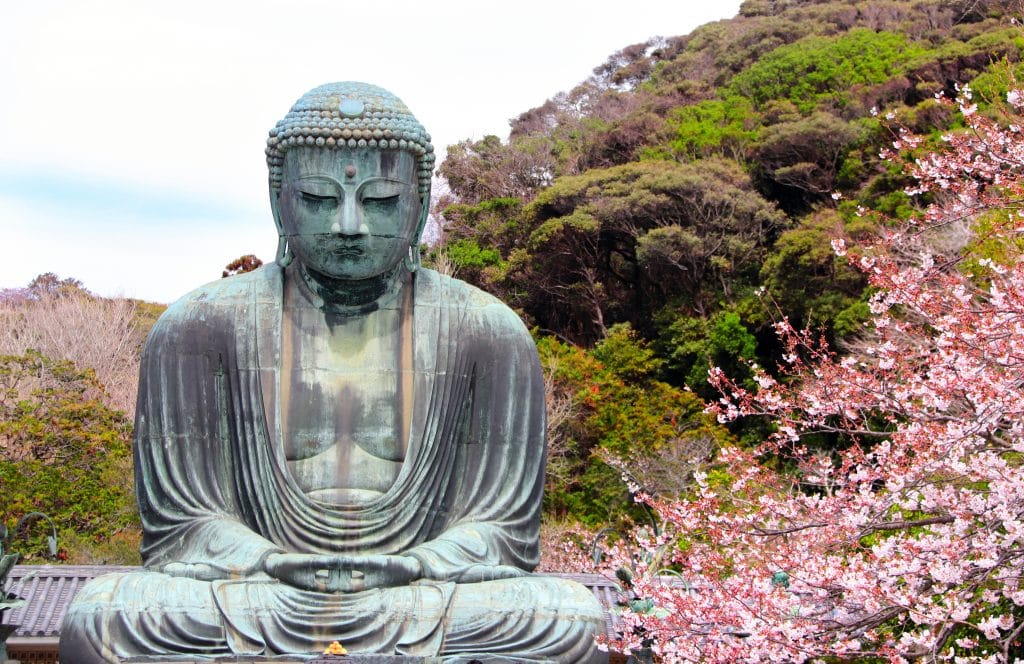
[323,641,348,655]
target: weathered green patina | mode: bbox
[59,83,607,662]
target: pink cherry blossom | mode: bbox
[603,92,1024,662]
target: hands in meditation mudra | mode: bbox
[59,83,607,663]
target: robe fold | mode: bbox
[59,266,607,663]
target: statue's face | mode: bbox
[277,147,420,280]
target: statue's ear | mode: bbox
[270,186,292,267]
[415,193,430,244]
[270,186,284,237]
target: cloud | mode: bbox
[0,170,251,223]
[0,183,275,302]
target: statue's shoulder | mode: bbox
[422,269,500,305]
[149,265,281,339]
[176,265,280,306]
[417,269,531,339]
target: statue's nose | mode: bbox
[331,196,369,236]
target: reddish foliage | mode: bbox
[222,254,264,278]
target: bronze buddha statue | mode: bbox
[59,82,607,663]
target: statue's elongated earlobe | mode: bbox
[270,185,293,267]
[276,235,293,267]
[404,244,420,273]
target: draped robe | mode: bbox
[59,266,607,663]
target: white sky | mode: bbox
[0,0,742,303]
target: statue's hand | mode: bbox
[336,554,423,590]
[263,553,422,592]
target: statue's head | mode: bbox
[266,82,435,280]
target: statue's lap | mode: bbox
[63,570,606,661]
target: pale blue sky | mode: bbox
[1,0,742,302]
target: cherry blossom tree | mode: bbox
[605,88,1024,662]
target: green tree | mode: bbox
[727,29,927,113]
[759,208,873,335]
[0,351,140,563]
[516,159,785,342]
[538,326,733,526]
[658,310,758,399]
[662,96,760,161]
[753,112,867,201]
[26,273,89,299]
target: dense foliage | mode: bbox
[0,351,139,563]
[538,325,733,525]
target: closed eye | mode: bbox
[362,194,399,212]
[299,191,338,211]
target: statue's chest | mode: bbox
[279,303,412,502]
[285,353,403,459]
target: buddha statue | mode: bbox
[58,83,608,663]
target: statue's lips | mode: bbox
[317,239,366,258]
[329,247,365,257]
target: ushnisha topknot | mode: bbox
[265,82,435,197]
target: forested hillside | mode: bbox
[439,0,1020,345]
[429,0,1024,526]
